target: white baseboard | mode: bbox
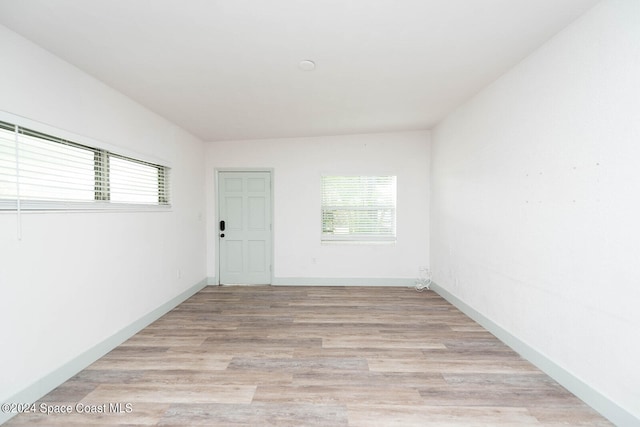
[0,278,208,425]
[272,277,415,287]
[430,281,639,427]
[208,276,415,287]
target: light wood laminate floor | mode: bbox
[6,286,611,426]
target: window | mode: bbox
[321,175,396,242]
[0,120,170,210]
[109,155,167,204]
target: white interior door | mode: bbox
[218,171,272,285]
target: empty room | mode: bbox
[0,0,638,425]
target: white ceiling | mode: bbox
[0,0,599,141]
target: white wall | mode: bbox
[205,131,430,283]
[0,25,206,404]
[431,0,640,421]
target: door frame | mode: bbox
[215,168,274,285]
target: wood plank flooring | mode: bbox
[5,286,611,426]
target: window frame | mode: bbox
[320,175,397,243]
[0,116,171,212]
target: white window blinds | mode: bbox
[321,175,397,242]
[0,119,170,210]
[110,155,167,205]
[0,122,19,208]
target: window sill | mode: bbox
[321,240,396,246]
[0,201,172,213]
